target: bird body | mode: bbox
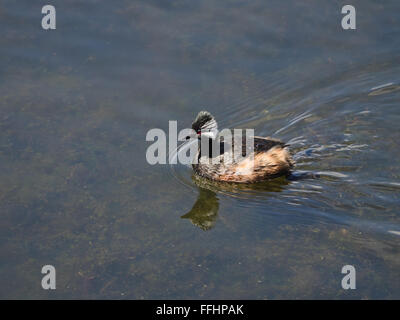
[188,111,294,183]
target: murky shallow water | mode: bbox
[0,0,399,299]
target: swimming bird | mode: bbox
[186,111,294,183]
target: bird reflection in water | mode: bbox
[181,174,294,231]
[181,187,219,231]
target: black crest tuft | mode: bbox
[192,111,216,132]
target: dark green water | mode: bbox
[0,0,399,299]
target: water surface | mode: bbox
[0,0,399,299]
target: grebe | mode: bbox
[186,111,294,183]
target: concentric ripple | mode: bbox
[169,56,400,236]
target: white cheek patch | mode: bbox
[201,131,216,139]
[200,119,218,140]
